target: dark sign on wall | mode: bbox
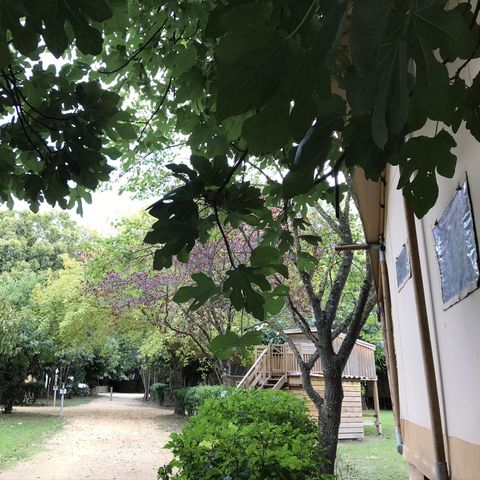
[432,181,480,308]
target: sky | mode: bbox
[70,188,148,234]
[8,186,149,236]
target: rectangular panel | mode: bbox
[395,243,411,291]
[432,180,480,308]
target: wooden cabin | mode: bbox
[238,328,379,440]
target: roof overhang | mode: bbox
[351,167,384,297]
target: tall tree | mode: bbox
[0,210,84,273]
[87,214,257,384]
[273,194,376,472]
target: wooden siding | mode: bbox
[287,377,364,440]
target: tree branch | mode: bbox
[136,76,173,142]
[99,18,169,75]
[337,262,376,366]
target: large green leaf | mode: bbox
[242,96,291,154]
[222,265,271,320]
[350,0,474,149]
[250,245,289,278]
[392,130,457,217]
[283,95,345,198]
[209,330,263,360]
[173,273,221,310]
[216,26,289,120]
[146,186,201,269]
[12,0,114,58]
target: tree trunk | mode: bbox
[170,353,185,415]
[3,398,13,414]
[317,369,344,475]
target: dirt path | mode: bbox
[0,393,185,480]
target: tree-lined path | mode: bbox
[0,394,184,480]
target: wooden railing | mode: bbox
[254,339,377,381]
[238,347,268,389]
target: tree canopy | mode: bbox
[1,1,477,323]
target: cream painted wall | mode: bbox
[384,166,432,430]
[384,76,480,451]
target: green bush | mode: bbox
[158,389,322,480]
[173,386,228,416]
[150,383,168,406]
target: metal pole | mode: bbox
[53,368,59,408]
[60,382,65,418]
[110,386,113,401]
[404,197,449,480]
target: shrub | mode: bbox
[186,385,227,416]
[158,389,322,480]
[150,383,168,406]
[173,385,228,416]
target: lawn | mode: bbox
[0,412,64,469]
[62,396,95,407]
[336,410,408,480]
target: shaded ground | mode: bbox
[337,410,408,480]
[0,393,184,480]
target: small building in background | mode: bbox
[238,329,379,440]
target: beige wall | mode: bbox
[384,62,480,478]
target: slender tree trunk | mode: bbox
[170,354,185,415]
[318,368,344,475]
[3,398,13,414]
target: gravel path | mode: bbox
[0,393,185,480]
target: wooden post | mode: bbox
[379,257,403,451]
[404,198,448,480]
[372,380,382,435]
[109,386,113,401]
[267,344,272,377]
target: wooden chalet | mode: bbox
[238,328,380,440]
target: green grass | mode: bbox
[25,395,95,408]
[0,412,64,470]
[62,395,95,407]
[336,410,408,480]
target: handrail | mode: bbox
[237,346,268,388]
[253,342,377,381]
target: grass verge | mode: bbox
[0,412,64,470]
[62,396,95,407]
[336,410,408,480]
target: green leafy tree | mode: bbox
[0,210,85,273]
[31,257,141,386]
[0,288,54,413]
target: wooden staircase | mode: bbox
[238,345,288,390]
[261,374,287,390]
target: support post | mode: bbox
[372,380,383,435]
[404,198,449,480]
[53,368,59,408]
[379,255,403,452]
[110,386,113,401]
[59,382,65,418]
